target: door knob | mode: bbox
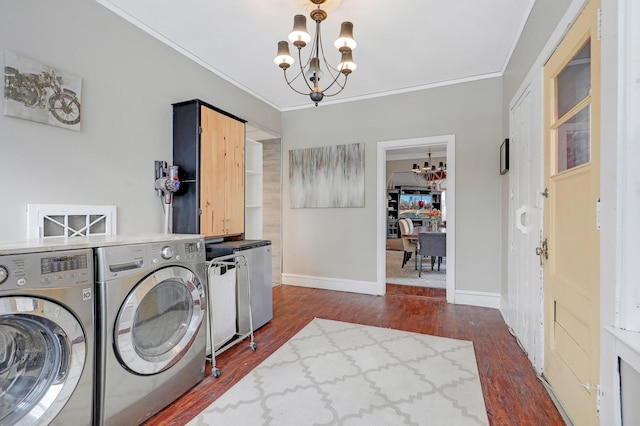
[536,238,548,266]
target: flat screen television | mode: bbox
[399,194,432,217]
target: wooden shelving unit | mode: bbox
[245,138,263,239]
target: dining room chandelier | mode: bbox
[411,152,447,189]
[274,0,357,106]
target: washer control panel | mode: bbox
[152,240,204,263]
[0,249,93,290]
[95,238,205,281]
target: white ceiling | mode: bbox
[96,0,535,112]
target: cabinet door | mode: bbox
[224,115,245,235]
[200,106,226,236]
[199,106,245,237]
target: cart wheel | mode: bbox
[250,342,257,351]
[213,368,221,378]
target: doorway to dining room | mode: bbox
[376,135,456,302]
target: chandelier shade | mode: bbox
[334,22,357,51]
[288,15,312,47]
[274,41,295,68]
[274,0,357,106]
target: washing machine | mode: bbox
[94,237,207,426]
[0,248,94,425]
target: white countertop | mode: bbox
[0,233,204,255]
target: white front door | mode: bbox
[508,80,544,372]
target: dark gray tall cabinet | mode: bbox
[172,99,247,238]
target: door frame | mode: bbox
[600,0,640,423]
[376,134,456,301]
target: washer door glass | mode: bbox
[115,266,205,375]
[0,297,85,426]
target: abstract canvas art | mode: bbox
[289,142,365,208]
[4,50,82,131]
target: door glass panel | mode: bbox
[132,280,193,359]
[556,104,591,173]
[0,319,61,423]
[557,41,591,118]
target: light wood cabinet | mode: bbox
[172,99,246,238]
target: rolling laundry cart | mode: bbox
[206,252,257,378]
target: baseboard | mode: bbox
[454,290,501,309]
[281,273,380,296]
[280,274,501,308]
[499,295,509,323]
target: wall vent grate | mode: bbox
[27,204,117,238]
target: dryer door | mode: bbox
[114,266,205,375]
[0,297,86,426]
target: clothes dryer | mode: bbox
[94,237,206,426]
[0,248,94,425]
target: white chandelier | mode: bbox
[411,152,447,190]
[274,0,357,106]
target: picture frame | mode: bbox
[500,138,509,175]
[3,50,82,131]
[289,142,365,208]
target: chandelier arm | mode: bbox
[296,43,316,93]
[306,17,345,97]
[283,69,316,96]
[283,58,307,86]
[317,75,349,97]
[313,69,346,96]
[317,31,345,88]
[317,33,342,75]
[315,30,352,96]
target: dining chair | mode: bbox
[405,218,415,234]
[417,232,446,277]
[398,219,416,268]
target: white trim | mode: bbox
[617,0,640,333]
[600,0,640,424]
[454,290,501,309]
[606,327,640,374]
[281,273,378,296]
[281,73,503,112]
[499,295,510,322]
[377,135,456,302]
[605,326,640,426]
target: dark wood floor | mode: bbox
[145,284,565,425]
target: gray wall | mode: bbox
[282,78,503,293]
[502,0,574,128]
[0,0,280,240]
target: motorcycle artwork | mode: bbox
[3,51,81,129]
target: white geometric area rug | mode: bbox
[188,318,489,426]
